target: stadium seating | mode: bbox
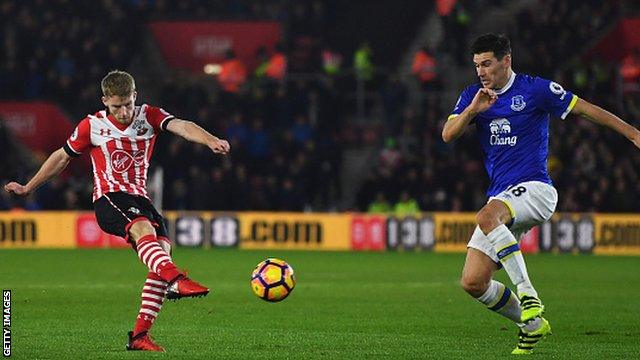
[1,0,638,212]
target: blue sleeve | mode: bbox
[533,77,578,119]
[448,87,473,120]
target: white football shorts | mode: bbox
[467,181,558,262]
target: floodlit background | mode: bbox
[1,0,639,214]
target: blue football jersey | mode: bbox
[449,72,578,197]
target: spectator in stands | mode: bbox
[229,165,250,210]
[354,42,374,81]
[622,92,640,121]
[279,177,304,211]
[291,115,314,145]
[0,191,13,210]
[393,191,420,216]
[412,46,438,92]
[187,166,211,210]
[218,49,247,94]
[226,112,249,142]
[322,46,343,76]
[247,118,270,172]
[620,48,640,95]
[397,122,420,163]
[380,75,408,129]
[368,191,392,214]
[265,43,287,82]
[436,0,457,19]
[207,167,230,210]
[55,48,76,78]
[243,173,263,210]
[0,120,33,184]
[378,137,402,177]
[447,0,470,65]
[253,46,270,79]
[1,0,637,215]
[25,59,45,99]
[62,187,80,210]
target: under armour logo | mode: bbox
[100,129,111,136]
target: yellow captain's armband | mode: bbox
[561,95,579,119]
[447,114,459,121]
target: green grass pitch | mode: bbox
[1,249,638,359]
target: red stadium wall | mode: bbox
[148,21,282,72]
[587,18,640,61]
[0,101,73,154]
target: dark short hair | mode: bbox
[471,34,511,60]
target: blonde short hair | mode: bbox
[101,70,136,97]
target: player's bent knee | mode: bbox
[476,210,499,235]
[460,276,488,297]
[129,219,157,242]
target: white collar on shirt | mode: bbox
[494,71,516,95]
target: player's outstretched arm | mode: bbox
[571,98,640,149]
[442,88,497,143]
[4,147,72,196]
[166,119,231,154]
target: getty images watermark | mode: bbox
[2,290,10,357]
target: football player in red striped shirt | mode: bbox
[5,70,231,352]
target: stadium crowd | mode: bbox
[1,0,639,213]
[356,0,640,214]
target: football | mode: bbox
[250,258,296,302]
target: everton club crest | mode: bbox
[510,95,526,112]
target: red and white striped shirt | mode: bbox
[64,104,174,202]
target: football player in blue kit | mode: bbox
[443,34,640,354]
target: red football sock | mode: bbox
[136,235,182,282]
[133,272,167,336]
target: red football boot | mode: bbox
[166,275,210,300]
[126,331,165,352]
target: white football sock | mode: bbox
[486,225,538,298]
[477,280,522,324]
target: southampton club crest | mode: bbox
[510,95,526,112]
[132,118,149,136]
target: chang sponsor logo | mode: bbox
[489,118,517,146]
